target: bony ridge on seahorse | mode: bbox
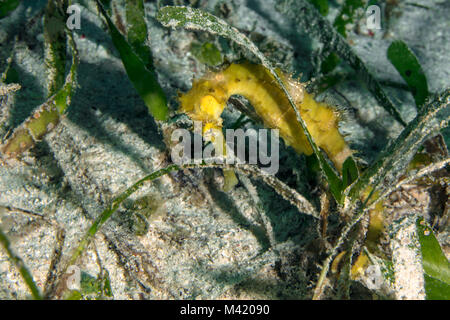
[178,61,352,175]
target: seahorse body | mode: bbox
[179,62,351,170]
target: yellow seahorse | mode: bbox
[179,62,352,171]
